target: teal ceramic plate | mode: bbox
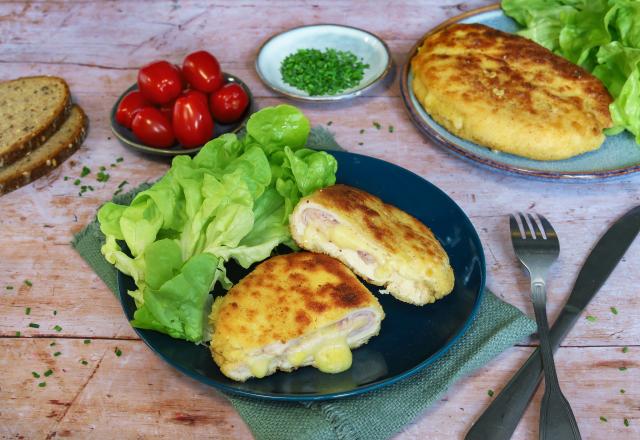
[400,4,640,180]
[110,73,253,157]
[117,151,486,401]
[256,24,392,102]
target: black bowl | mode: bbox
[110,73,253,157]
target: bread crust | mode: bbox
[0,105,88,195]
[0,76,72,168]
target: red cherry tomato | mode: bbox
[158,101,175,122]
[173,90,214,147]
[182,51,223,93]
[115,90,149,129]
[131,107,175,148]
[209,83,249,124]
[137,61,182,105]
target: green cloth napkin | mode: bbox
[72,127,536,440]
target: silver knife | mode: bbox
[466,205,640,440]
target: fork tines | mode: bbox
[510,212,554,240]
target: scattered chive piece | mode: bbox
[116,157,124,163]
[327,121,333,126]
[624,418,630,427]
[53,351,61,357]
[32,371,40,378]
[586,315,597,322]
[619,366,627,371]
[53,325,62,332]
[600,416,608,422]
[610,306,618,315]
[373,121,381,130]
[388,125,394,133]
[110,163,117,168]
[6,285,14,290]
[115,347,122,357]
[50,342,56,347]
[73,179,81,186]
[118,180,128,189]
[622,346,629,353]
[359,129,365,134]
[280,48,369,96]
[28,323,40,328]
[83,339,91,344]
[80,166,90,177]
[620,389,626,393]
[99,166,106,171]
[53,310,57,316]
[80,359,88,365]
[15,331,21,337]
[44,369,53,377]
[38,382,46,388]
[358,142,364,146]
[487,389,494,397]
[25,307,31,315]
[96,171,109,183]
[24,280,32,287]
[64,176,69,181]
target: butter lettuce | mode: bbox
[98,105,337,342]
[502,0,640,143]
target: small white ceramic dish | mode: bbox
[256,24,391,102]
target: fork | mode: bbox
[510,213,581,440]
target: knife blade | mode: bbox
[466,205,640,440]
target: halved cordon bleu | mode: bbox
[290,184,455,306]
[209,252,384,382]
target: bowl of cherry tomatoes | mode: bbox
[111,50,253,156]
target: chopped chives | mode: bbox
[624,418,630,427]
[50,342,56,347]
[38,382,46,388]
[96,171,109,182]
[622,346,629,353]
[53,325,62,332]
[32,371,40,378]
[586,315,597,322]
[24,280,32,287]
[44,369,53,377]
[116,157,124,163]
[6,285,13,290]
[115,347,122,357]
[610,306,618,315]
[620,389,625,393]
[600,416,608,422]
[53,310,57,316]
[80,166,90,177]
[80,360,88,365]
[15,331,21,337]
[359,129,365,134]
[53,351,61,357]
[83,339,91,344]
[487,389,494,397]
[358,142,364,146]
[619,366,627,371]
[74,179,81,186]
[388,125,394,133]
[372,121,381,130]
[327,121,333,126]
[28,323,39,328]
[25,307,31,315]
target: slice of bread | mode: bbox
[0,76,71,168]
[0,105,88,195]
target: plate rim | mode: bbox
[110,73,254,157]
[398,3,640,181]
[255,23,393,102]
[115,150,486,401]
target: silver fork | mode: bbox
[510,213,581,440]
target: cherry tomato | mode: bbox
[115,90,149,129]
[131,107,175,148]
[173,90,215,147]
[158,101,175,122]
[182,51,223,93]
[209,83,249,124]
[137,61,182,105]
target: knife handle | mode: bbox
[465,306,581,440]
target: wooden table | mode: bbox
[1,1,637,438]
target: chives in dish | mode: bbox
[24,280,32,287]
[83,339,91,344]
[586,315,597,322]
[622,346,629,353]
[600,416,608,422]
[28,323,39,328]
[53,351,61,357]
[53,325,62,332]
[80,166,90,177]
[32,372,40,378]
[25,307,31,315]
[280,48,369,96]
[610,306,618,315]
[115,347,122,357]
[44,369,53,377]
[38,382,46,388]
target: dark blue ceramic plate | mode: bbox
[117,151,486,401]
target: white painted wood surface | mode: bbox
[0,1,638,438]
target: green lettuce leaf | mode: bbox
[98,105,338,343]
[502,0,640,143]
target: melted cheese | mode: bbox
[328,225,363,250]
[313,337,352,373]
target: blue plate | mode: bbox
[116,151,486,401]
[400,4,640,180]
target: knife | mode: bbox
[466,205,640,440]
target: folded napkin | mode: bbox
[72,127,536,440]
